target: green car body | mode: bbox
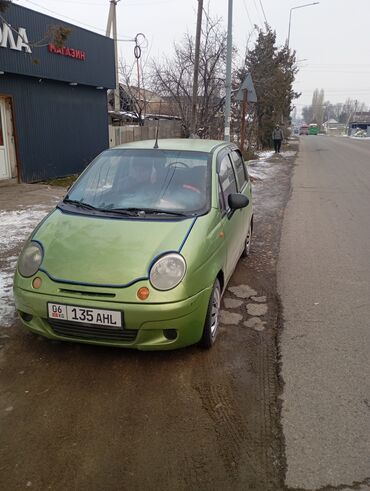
[14,139,253,350]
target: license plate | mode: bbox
[48,303,122,328]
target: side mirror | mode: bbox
[228,193,249,210]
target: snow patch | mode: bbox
[280,150,296,158]
[257,150,275,161]
[0,209,49,252]
[0,207,52,328]
[0,269,16,327]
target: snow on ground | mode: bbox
[256,150,275,161]
[0,206,49,252]
[0,207,53,328]
[247,148,297,184]
[279,150,296,158]
[247,150,276,181]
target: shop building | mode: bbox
[0,4,115,182]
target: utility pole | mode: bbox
[191,0,203,136]
[106,0,121,112]
[346,99,358,130]
[239,89,248,153]
[236,73,257,153]
[224,0,233,141]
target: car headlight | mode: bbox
[149,253,186,291]
[18,242,43,278]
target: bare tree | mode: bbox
[324,102,343,122]
[150,12,227,138]
[114,60,146,123]
[304,97,368,126]
[311,88,325,125]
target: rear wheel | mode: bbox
[199,278,221,349]
[241,221,252,258]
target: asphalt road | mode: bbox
[278,136,370,490]
[0,148,298,491]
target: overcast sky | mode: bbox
[15,0,370,112]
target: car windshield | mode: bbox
[65,149,211,216]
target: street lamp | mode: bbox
[287,2,319,48]
[224,0,233,141]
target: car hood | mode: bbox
[33,209,195,286]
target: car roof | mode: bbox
[114,138,230,153]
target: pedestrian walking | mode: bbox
[272,124,284,153]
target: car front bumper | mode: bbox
[13,285,212,350]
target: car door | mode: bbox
[229,149,253,250]
[217,150,245,282]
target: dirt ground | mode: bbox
[0,144,297,491]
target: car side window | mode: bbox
[218,154,237,210]
[230,150,248,189]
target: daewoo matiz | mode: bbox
[14,139,253,350]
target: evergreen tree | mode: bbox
[240,27,299,148]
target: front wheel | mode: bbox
[199,278,221,349]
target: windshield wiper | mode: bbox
[63,198,99,210]
[62,200,138,216]
[111,207,190,217]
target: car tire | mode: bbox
[241,221,252,258]
[199,278,221,349]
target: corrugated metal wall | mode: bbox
[0,73,109,182]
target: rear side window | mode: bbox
[230,150,248,189]
[218,154,237,210]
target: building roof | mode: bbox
[352,112,370,123]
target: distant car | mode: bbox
[14,139,253,350]
[299,124,308,135]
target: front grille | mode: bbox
[58,289,116,298]
[47,319,138,342]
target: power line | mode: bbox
[294,102,369,106]
[43,0,106,5]
[304,63,370,67]
[36,0,177,5]
[23,0,177,34]
[258,0,267,24]
[125,0,178,4]
[299,69,370,74]
[241,0,254,29]
[23,0,129,39]
[252,0,263,25]
[295,89,370,93]
[24,0,108,32]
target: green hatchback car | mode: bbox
[14,139,253,350]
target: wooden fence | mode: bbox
[109,120,183,147]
